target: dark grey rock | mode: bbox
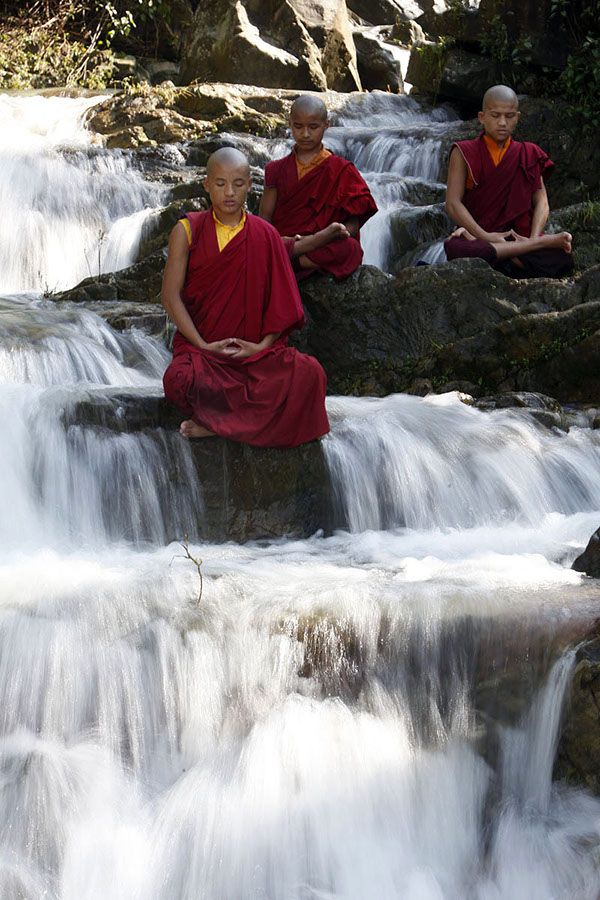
[572,528,600,578]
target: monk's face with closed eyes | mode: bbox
[290,109,329,154]
[204,162,251,224]
[478,101,520,146]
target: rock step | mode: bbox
[62,390,332,543]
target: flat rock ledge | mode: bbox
[63,391,332,543]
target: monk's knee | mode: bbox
[444,236,497,265]
[163,363,193,416]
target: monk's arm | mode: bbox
[259,186,278,222]
[161,225,235,354]
[445,148,510,243]
[529,184,550,238]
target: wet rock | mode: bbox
[295,258,600,399]
[555,632,600,794]
[406,42,500,105]
[348,0,424,25]
[137,197,207,260]
[549,203,600,274]
[572,528,600,579]
[295,259,532,395]
[63,390,332,543]
[87,83,291,150]
[95,303,168,336]
[353,29,403,92]
[388,202,451,271]
[476,393,566,430]
[180,0,361,92]
[49,251,167,305]
[392,18,426,45]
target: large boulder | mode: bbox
[406,42,501,105]
[572,527,600,578]
[63,391,332,543]
[353,28,403,92]
[387,202,451,271]
[51,247,600,402]
[87,83,291,149]
[180,0,361,92]
[555,631,600,795]
[347,0,425,24]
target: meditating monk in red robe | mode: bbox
[161,147,329,447]
[259,95,378,280]
[444,85,573,279]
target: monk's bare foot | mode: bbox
[180,420,215,439]
[293,222,350,258]
[322,222,350,241]
[543,231,572,253]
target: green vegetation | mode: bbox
[0,1,172,89]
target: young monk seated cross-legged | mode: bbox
[259,95,378,280]
[444,84,574,279]
[161,147,330,447]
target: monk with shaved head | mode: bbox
[444,85,573,278]
[161,147,329,447]
[259,94,377,280]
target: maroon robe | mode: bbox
[264,151,378,279]
[444,134,573,278]
[163,211,330,448]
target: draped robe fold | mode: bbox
[265,152,378,279]
[444,134,573,278]
[163,211,330,448]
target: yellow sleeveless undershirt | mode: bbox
[181,210,247,251]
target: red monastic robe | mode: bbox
[444,134,573,278]
[163,211,330,448]
[264,151,378,279]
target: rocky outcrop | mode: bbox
[406,43,500,105]
[347,0,425,24]
[295,259,600,400]
[353,28,403,92]
[415,0,568,76]
[555,631,600,794]
[87,83,293,149]
[64,390,331,543]
[572,527,600,578]
[180,0,361,92]
[50,247,600,403]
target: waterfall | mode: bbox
[0,94,167,293]
[0,93,599,898]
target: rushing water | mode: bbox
[0,93,599,898]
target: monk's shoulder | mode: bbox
[323,152,352,173]
[247,214,285,244]
[178,209,210,245]
[264,152,293,182]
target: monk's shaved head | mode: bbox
[290,95,328,121]
[206,147,250,176]
[482,85,518,109]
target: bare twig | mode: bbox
[170,536,203,606]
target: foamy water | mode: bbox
[0,94,598,898]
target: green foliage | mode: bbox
[0,0,172,88]
[479,14,534,85]
[546,0,600,129]
[561,35,600,130]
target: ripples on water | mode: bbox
[0,93,599,898]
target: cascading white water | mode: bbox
[0,93,600,898]
[0,94,167,293]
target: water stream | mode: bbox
[0,93,599,898]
